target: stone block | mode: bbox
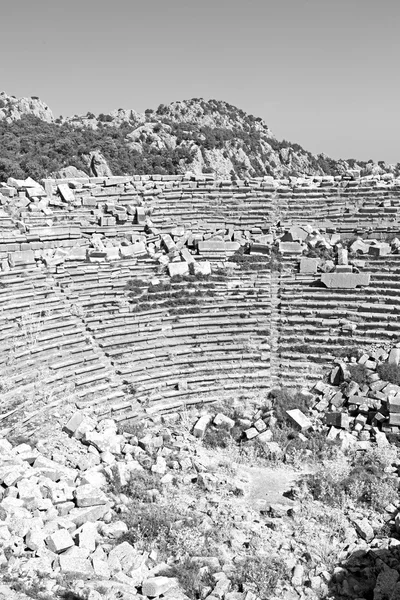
[136,207,146,225]
[8,250,35,267]
[59,554,94,579]
[63,411,84,436]
[213,413,235,429]
[76,522,98,552]
[74,484,108,507]
[92,556,111,579]
[105,247,119,261]
[350,239,369,254]
[278,241,303,254]
[389,348,400,366]
[286,409,312,431]
[335,265,353,273]
[388,397,400,413]
[142,576,177,597]
[330,391,345,407]
[244,427,259,440]
[321,273,370,289]
[193,415,212,439]
[254,418,267,432]
[108,541,139,574]
[168,261,189,277]
[193,260,211,276]
[325,412,349,429]
[68,504,110,527]
[180,246,195,264]
[299,257,319,274]
[46,529,74,554]
[337,248,348,265]
[354,518,374,542]
[389,413,400,426]
[58,184,75,203]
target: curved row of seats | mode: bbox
[3,175,400,431]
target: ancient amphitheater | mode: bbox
[1,172,400,439]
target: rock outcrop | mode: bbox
[88,151,113,177]
[0,91,54,123]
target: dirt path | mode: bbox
[238,464,309,511]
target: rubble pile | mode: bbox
[2,398,400,600]
[1,403,331,600]
[307,346,400,446]
[0,410,223,600]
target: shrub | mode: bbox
[348,363,369,385]
[269,388,312,425]
[121,471,162,501]
[167,558,215,599]
[203,424,232,448]
[306,446,398,512]
[120,504,179,548]
[232,555,288,598]
[120,502,206,559]
[377,362,400,385]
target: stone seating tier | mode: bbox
[3,174,400,432]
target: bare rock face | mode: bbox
[52,165,88,178]
[0,91,54,123]
[88,150,113,177]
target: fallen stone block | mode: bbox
[337,248,348,265]
[168,261,189,277]
[193,260,211,276]
[63,411,85,436]
[389,413,400,426]
[244,427,259,440]
[69,504,110,527]
[388,397,400,413]
[325,412,349,429]
[321,273,370,289]
[136,207,146,225]
[299,257,319,274]
[354,518,374,542]
[74,484,108,508]
[108,541,140,574]
[76,522,98,552]
[389,348,400,366]
[59,554,94,579]
[213,413,235,429]
[278,241,304,254]
[193,415,212,439]
[8,250,35,267]
[58,184,75,203]
[142,576,177,597]
[286,409,312,432]
[46,529,74,554]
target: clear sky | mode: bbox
[1,0,399,163]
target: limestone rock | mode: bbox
[88,150,113,177]
[74,484,108,507]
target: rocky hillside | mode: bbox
[0,92,398,180]
[65,97,344,179]
[0,91,54,124]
